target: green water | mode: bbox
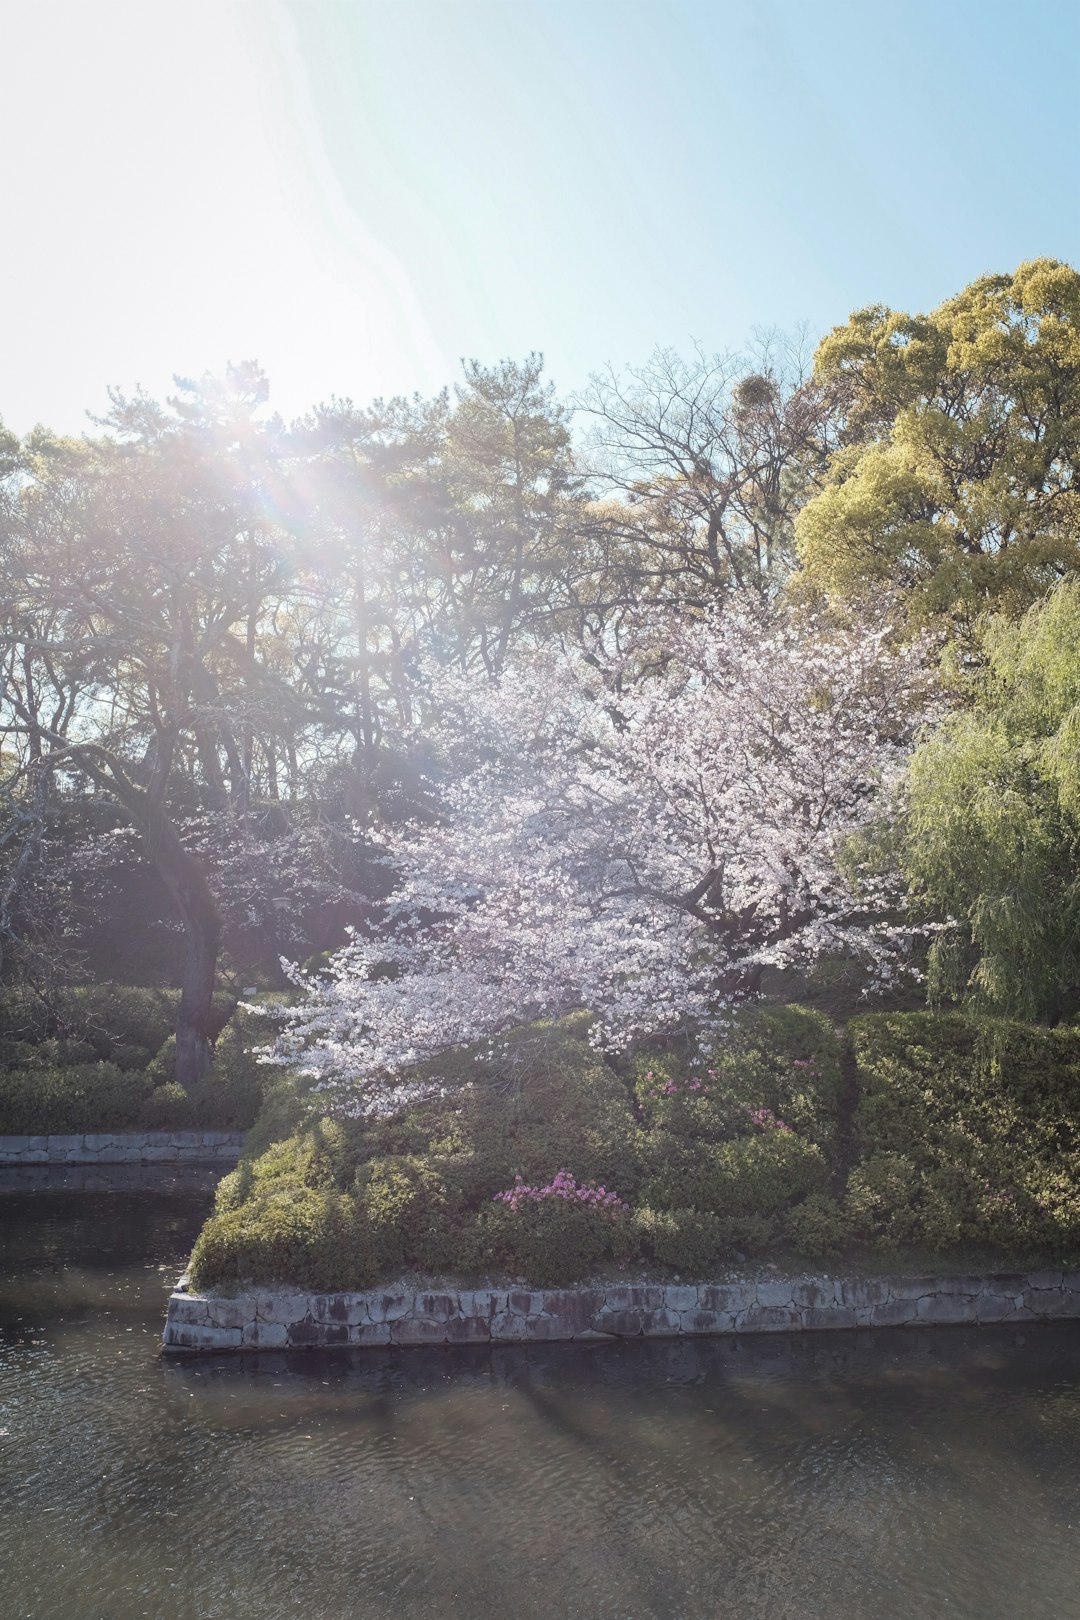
[2,1172,1080,1619]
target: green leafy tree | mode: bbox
[797,259,1080,628]
[906,580,1080,1022]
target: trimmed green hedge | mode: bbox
[188,1006,1080,1292]
[0,985,270,1133]
[190,1006,849,1291]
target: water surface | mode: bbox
[2,1173,1080,1619]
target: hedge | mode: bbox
[189,1007,852,1291]
[0,985,270,1134]
[188,1006,1080,1293]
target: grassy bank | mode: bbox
[187,1006,1080,1293]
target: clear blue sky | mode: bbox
[4,0,1079,433]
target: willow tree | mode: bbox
[906,580,1080,1023]
[796,259,1080,629]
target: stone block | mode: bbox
[738,1306,804,1334]
[756,1280,796,1309]
[286,1316,324,1346]
[166,1322,242,1351]
[837,1278,889,1309]
[573,1328,618,1342]
[802,1306,858,1331]
[256,1294,312,1326]
[699,1283,753,1313]
[310,1294,353,1325]
[915,1293,976,1324]
[454,1290,503,1319]
[683,1309,738,1336]
[523,1315,576,1342]
[790,1279,838,1310]
[882,1276,937,1301]
[1024,1288,1078,1319]
[242,1320,289,1348]
[444,1315,491,1344]
[932,1275,986,1297]
[1027,1270,1064,1291]
[974,1294,1021,1323]
[508,1290,548,1316]
[350,1322,392,1346]
[870,1299,918,1327]
[168,1295,210,1326]
[596,1308,644,1337]
[663,1285,699,1313]
[204,1289,254,1328]
[391,1317,448,1345]
[490,1311,530,1341]
[639,1308,683,1338]
[367,1291,411,1323]
[535,1291,597,1334]
[415,1293,457,1323]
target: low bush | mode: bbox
[630,1004,843,1151]
[641,1128,829,1219]
[190,1183,375,1292]
[0,1061,147,1135]
[848,1012,1080,1254]
[0,984,270,1134]
[632,1206,774,1273]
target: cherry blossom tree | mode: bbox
[268,599,934,1112]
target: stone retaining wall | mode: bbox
[162,1270,1080,1353]
[0,1130,244,1166]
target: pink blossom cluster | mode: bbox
[748,1106,793,1134]
[493,1169,629,1214]
[646,1066,719,1097]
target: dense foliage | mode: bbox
[907,582,1080,1021]
[0,985,268,1133]
[190,1008,846,1290]
[191,1007,1080,1292]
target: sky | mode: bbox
[3,0,1080,435]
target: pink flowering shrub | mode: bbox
[494,1169,629,1214]
[747,1107,793,1134]
[476,1167,634,1286]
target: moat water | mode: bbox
[3,1171,1080,1619]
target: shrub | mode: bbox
[630,1004,843,1150]
[848,1011,1080,1255]
[632,1206,773,1273]
[189,1183,376,1292]
[355,1156,462,1274]
[785,1193,850,1259]
[138,1081,193,1129]
[642,1129,828,1219]
[471,1192,633,1287]
[0,1061,147,1134]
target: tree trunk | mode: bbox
[77,747,225,1089]
[152,822,222,1088]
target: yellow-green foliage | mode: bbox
[641,1130,829,1218]
[797,259,1080,626]
[907,582,1080,1021]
